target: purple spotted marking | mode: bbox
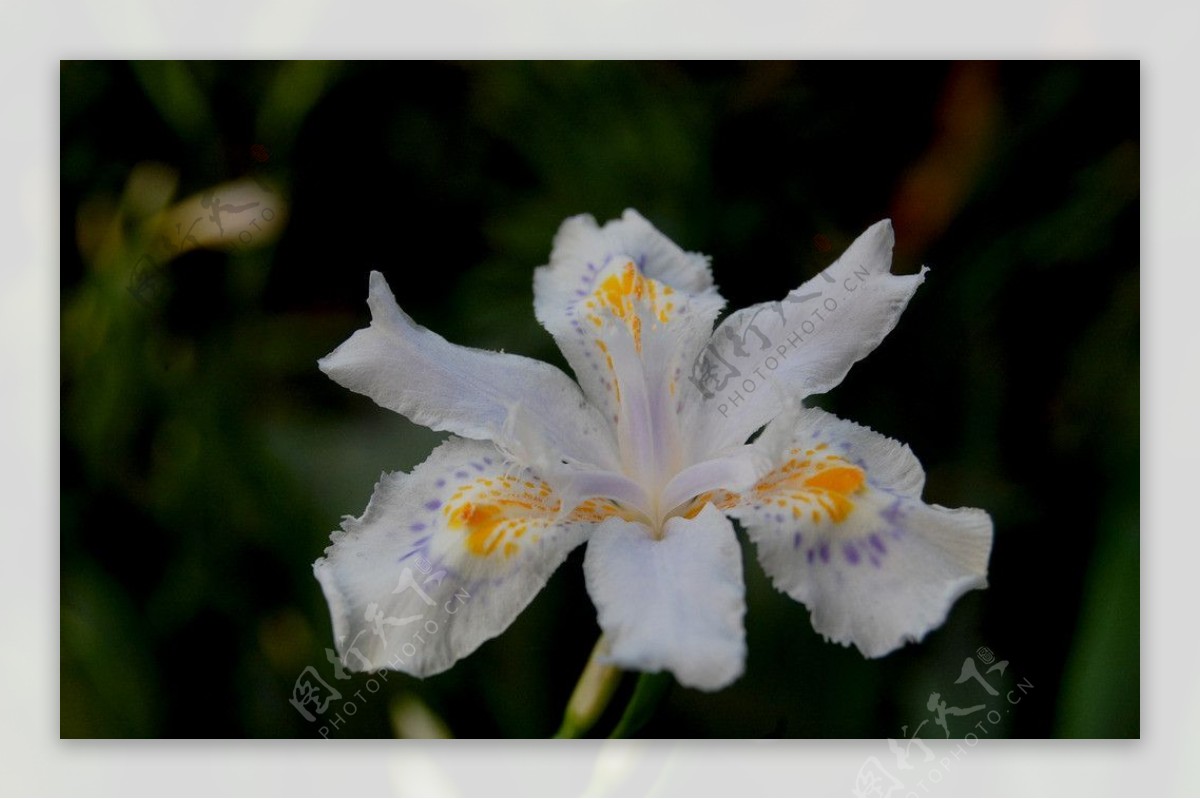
[843,543,860,565]
[471,462,485,472]
[636,253,647,270]
[398,550,417,562]
[869,533,886,553]
[423,499,441,511]
[410,522,426,532]
[793,532,802,549]
[587,261,597,272]
[774,513,785,524]
[818,542,830,563]
[434,478,445,488]
[882,499,906,526]
[412,536,430,547]
[806,548,816,564]
[455,470,468,479]
[483,457,493,465]
[575,289,587,296]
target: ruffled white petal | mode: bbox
[682,220,926,458]
[319,271,620,474]
[314,437,598,677]
[536,210,716,312]
[533,213,726,490]
[583,504,747,691]
[729,406,992,658]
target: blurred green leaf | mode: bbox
[130,61,216,145]
[1056,508,1139,737]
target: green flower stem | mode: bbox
[553,636,623,738]
[608,671,672,738]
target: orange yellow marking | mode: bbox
[445,475,639,559]
[445,477,562,559]
[590,261,677,353]
[679,489,741,519]
[567,497,642,524]
[594,338,621,402]
[752,449,867,524]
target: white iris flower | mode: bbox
[314,210,993,692]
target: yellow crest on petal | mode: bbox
[444,475,641,559]
[584,261,676,353]
[752,444,867,525]
[444,476,559,559]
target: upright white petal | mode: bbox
[319,271,620,474]
[583,505,747,691]
[534,212,726,490]
[315,437,611,677]
[682,221,926,458]
[536,210,716,309]
[729,406,992,658]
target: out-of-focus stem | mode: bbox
[553,635,622,738]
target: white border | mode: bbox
[6,0,1195,795]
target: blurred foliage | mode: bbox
[60,61,1138,738]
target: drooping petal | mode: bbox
[319,271,620,474]
[728,406,992,659]
[534,213,726,489]
[315,437,629,677]
[682,221,926,459]
[583,504,747,691]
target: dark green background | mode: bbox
[60,61,1138,738]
